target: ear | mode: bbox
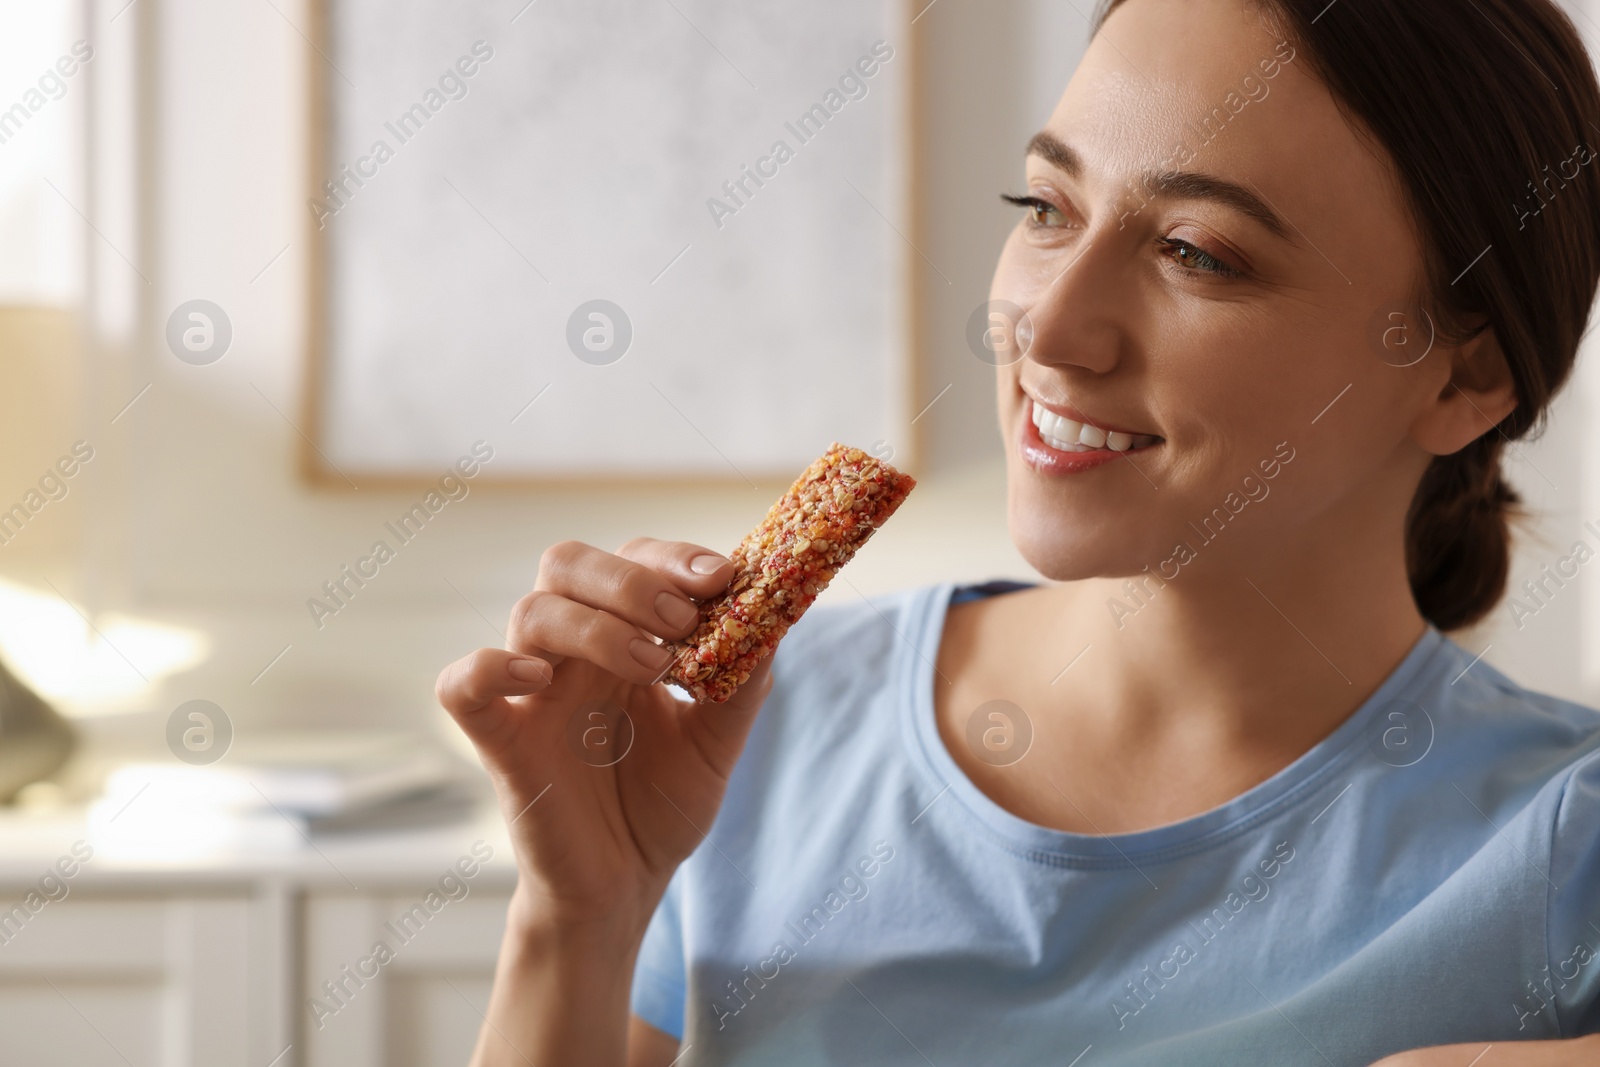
[1409,320,1517,457]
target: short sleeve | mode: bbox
[1547,747,1600,1036]
[630,868,687,1041]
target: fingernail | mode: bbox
[655,591,699,629]
[630,639,673,670]
[689,554,729,575]
[507,657,551,684]
[649,656,679,687]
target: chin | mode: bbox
[1005,475,1168,583]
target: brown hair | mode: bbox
[1092,0,1600,630]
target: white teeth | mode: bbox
[1041,408,1083,445]
[1030,399,1159,453]
[1043,430,1091,452]
[1060,418,1085,441]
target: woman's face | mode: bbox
[993,0,1442,585]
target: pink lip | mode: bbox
[1017,404,1161,475]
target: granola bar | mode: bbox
[665,443,916,703]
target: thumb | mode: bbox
[683,654,777,758]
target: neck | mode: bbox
[1049,492,1428,747]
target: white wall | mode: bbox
[50,0,1048,749]
[5,0,1595,762]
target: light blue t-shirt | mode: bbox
[630,581,1600,1065]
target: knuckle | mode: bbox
[436,656,480,711]
[576,609,620,651]
[615,562,659,609]
[616,535,653,558]
[539,539,585,575]
[433,663,458,708]
[508,589,552,640]
[457,652,499,710]
[462,648,501,696]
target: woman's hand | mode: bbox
[436,537,775,934]
[437,537,778,1066]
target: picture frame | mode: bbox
[300,0,921,488]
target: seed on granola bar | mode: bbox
[662,443,916,703]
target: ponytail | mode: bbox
[1405,437,1521,631]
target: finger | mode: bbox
[507,589,677,686]
[679,655,777,775]
[537,539,715,642]
[436,648,554,737]
[719,653,776,718]
[614,537,736,599]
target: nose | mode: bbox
[1014,232,1130,378]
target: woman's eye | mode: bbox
[1159,237,1241,278]
[1000,193,1063,228]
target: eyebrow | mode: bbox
[1025,131,1292,242]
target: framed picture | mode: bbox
[303,0,918,487]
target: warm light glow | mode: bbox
[0,576,209,716]
[87,792,304,861]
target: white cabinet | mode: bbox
[0,812,516,1067]
[301,892,510,1067]
[0,895,255,1066]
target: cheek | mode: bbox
[1148,311,1400,524]
[1147,305,1315,453]
[990,226,1062,306]
[995,362,1022,415]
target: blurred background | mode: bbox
[0,0,1595,1064]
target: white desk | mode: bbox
[0,805,517,1067]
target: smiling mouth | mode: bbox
[1029,399,1162,453]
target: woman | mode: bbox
[436,0,1600,1062]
